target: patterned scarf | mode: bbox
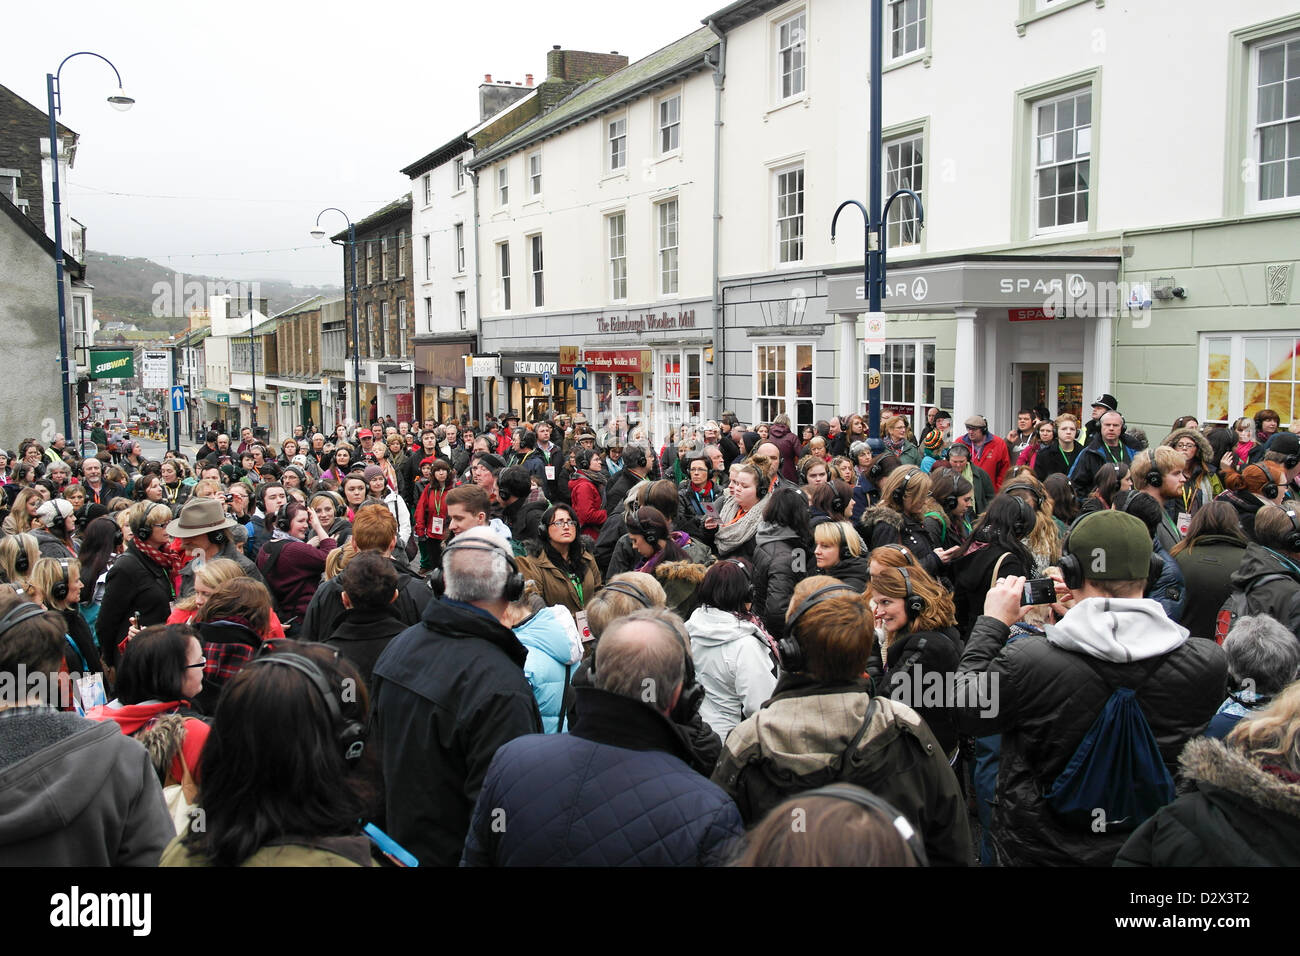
[134,538,186,576]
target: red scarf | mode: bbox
[134,538,186,579]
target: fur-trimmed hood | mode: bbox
[654,559,710,586]
[858,504,903,532]
[1161,427,1214,470]
[1180,736,1300,821]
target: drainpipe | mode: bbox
[469,166,483,423]
[707,20,726,420]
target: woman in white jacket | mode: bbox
[685,558,779,741]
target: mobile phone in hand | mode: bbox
[1021,578,1055,606]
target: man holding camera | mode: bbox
[952,510,1226,866]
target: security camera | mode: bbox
[1172,287,1187,299]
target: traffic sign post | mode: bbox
[572,366,588,391]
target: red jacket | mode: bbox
[957,434,1011,490]
[568,474,607,541]
[415,484,450,540]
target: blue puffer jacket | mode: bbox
[515,606,582,733]
[462,686,745,866]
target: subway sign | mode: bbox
[89,350,135,380]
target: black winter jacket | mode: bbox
[1115,736,1300,866]
[97,545,175,668]
[951,542,1030,638]
[861,506,944,578]
[952,612,1226,866]
[322,605,409,690]
[870,625,964,755]
[1171,534,1248,640]
[751,522,808,637]
[462,687,744,866]
[819,553,869,592]
[1226,541,1300,636]
[299,558,432,643]
[371,599,543,867]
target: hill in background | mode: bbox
[87,251,342,337]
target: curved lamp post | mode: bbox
[47,52,133,441]
[311,209,360,424]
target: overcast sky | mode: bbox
[6,0,713,287]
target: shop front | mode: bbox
[502,355,573,422]
[826,255,1121,436]
[201,389,232,432]
[415,340,473,426]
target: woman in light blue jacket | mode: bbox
[510,593,584,733]
[684,559,779,742]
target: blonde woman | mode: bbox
[31,556,101,675]
[2,487,44,535]
[0,533,41,588]
[166,557,286,639]
[1000,473,1062,570]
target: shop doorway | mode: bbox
[1014,362,1083,420]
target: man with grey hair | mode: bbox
[1206,614,1300,739]
[463,608,744,866]
[371,527,543,866]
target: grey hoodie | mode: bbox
[0,708,174,866]
[685,605,779,742]
[1045,597,1189,663]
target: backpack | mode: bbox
[1214,574,1288,645]
[1042,657,1174,832]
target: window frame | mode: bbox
[883,0,931,70]
[608,114,628,173]
[529,233,545,309]
[454,157,466,193]
[457,290,468,330]
[882,117,930,252]
[774,162,806,266]
[774,8,808,104]
[398,297,408,345]
[424,296,433,333]
[656,198,680,297]
[1246,27,1300,213]
[454,223,466,274]
[380,301,390,358]
[422,174,432,206]
[528,151,543,199]
[1030,87,1094,236]
[423,234,432,281]
[862,339,936,426]
[497,165,509,208]
[498,241,512,312]
[607,211,628,302]
[1199,330,1300,429]
[397,230,406,279]
[657,92,682,156]
[1011,68,1102,242]
[381,236,392,281]
[752,340,816,431]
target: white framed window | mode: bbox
[528,151,542,197]
[776,10,807,101]
[423,235,432,281]
[1252,32,1300,208]
[888,0,927,60]
[754,342,815,430]
[422,174,431,206]
[1200,331,1300,427]
[775,165,805,264]
[608,115,627,171]
[454,223,465,273]
[366,242,376,285]
[381,237,391,280]
[397,230,406,278]
[657,199,679,296]
[864,340,935,426]
[364,304,374,357]
[1033,87,1092,234]
[499,242,511,311]
[380,301,390,358]
[424,296,433,331]
[530,234,544,308]
[885,132,924,247]
[457,291,467,330]
[454,157,466,192]
[658,93,681,154]
[608,212,627,301]
[497,166,509,207]
[398,298,407,342]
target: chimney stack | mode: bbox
[484,73,492,83]
[526,73,534,86]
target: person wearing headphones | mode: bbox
[951,509,1227,867]
[711,576,971,865]
[860,465,958,579]
[604,441,653,514]
[1217,460,1288,542]
[463,607,744,866]
[30,556,102,678]
[97,502,182,672]
[255,501,336,636]
[1224,503,1300,635]
[950,495,1039,637]
[1069,409,1135,498]
[868,564,963,757]
[1127,447,1187,551]
[514,504,603,618]
[954,414,1010,491]
[371,528,544,867]
[812,520,870,591]
[170,497,263,598]
[30,498,78,560]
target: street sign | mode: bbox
[542,370,552,389]
[864,312,887,356]
[142,350,170,388]
[572,366,588,391]
[170,385,186,413]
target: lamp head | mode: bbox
[107,90,134,112]
[310,227,327,239]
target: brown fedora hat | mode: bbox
[166,496,239,538]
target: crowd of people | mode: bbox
[1,394,1298,867]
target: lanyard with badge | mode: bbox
[570,574,591,642]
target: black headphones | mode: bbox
[429,538,526,601]
[273,505,296,533]
[776,583,858,672]
[830,483,848,516]
[897,566,926,622]
[50,558,71,602]
[877,542,917,566]
[726,557,754,587]
[1001,481,1046,511]
[247,652,365,763]
[833,522,852,561]
[600,581,653,607]
[892,469,917,508]
[624,509,664,548]
[1280,507,1300,553]
[940,484,959,513]
[1248,464,1279,500]
[0,599,47,639]
[1058,512,1166,593]
[798,784,929,866]
[1143,464,1163,488]
[623,445,647,470]
[589,615,704,724]
[130,505,157,540]
[1008,495,1038,538]
[12,534,34,576]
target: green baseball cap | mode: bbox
[1064,510,1153,581]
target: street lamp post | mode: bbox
[46,52,134,441]
[830,0,923,441]
[311,209,359,425]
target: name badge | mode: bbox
[545,466,556,480]
[575,610,592,642]
[430,516,444,535]
[1176,511,1192,536]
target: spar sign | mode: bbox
[89,350,135,380]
